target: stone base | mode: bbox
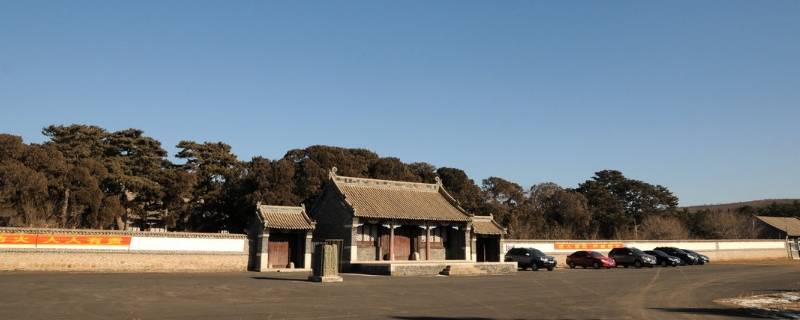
[348,261,517,276]
[440,264,486,276]
[259,268,311,273]
[308,275,343,282]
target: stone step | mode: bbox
[440,264,487,276]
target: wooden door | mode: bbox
[476,237,486,262]
[393,227,412,260]
[379,227,412,260]
[268,234,290,268]
[380,232,390,260]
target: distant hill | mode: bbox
[682,199,800,213]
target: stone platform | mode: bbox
[346,260,517,276]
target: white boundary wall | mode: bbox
[129,237,245,252]
[0,228,249,272]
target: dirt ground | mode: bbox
[1,262,799,319]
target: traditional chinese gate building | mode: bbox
[309,168,515,275]
[753,216,800,259]
[250,204,315,271]
[471,214,506,262]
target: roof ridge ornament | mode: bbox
[434,176,442,186]
[329,166,338,179]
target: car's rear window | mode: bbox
[649,251,666,257]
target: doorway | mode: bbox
[476,235,501,262]
[380,226,416,260]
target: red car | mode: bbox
[566,251,616,269]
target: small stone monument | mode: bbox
[309,243,343,282]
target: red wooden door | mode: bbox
[268,234,290,268]
[380,232,391,260]
[379,228,412,260]
[393,228,412,260]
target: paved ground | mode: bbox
[1,262,799,319]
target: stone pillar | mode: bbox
[259,229,270,271]
[304,231,313,270]
[309,243,343,283]
[498,238,506,262]
[425,225,431,260]
[470,231,477,262]
[389,223,395,261]
[350,218,359,263]
[464,225,473,261]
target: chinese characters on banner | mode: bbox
[554,243,624,250]
[0,234,131,249]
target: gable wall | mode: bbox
[309,184,355,261]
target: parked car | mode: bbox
[644,250,681,267]
[566,251,616,269]
[682,249,710,265]
[608,247,657,268]
[505,248,557,271]
[654,247,699,265]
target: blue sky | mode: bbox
[1,1,798,206]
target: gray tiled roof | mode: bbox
[256,204,315,230]
[471,215,505,235]
[756,216,800,236]
[330,170,471,222]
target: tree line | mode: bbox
[0,124,777,239]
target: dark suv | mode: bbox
[682,249,709,265]
[608,247,657,268]
[654,247,698,265]
[505,248,557,271]
[644,250,681,267]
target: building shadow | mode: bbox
[391,317,496,320]
[650,307,778,318]
[750,289,800,293]
[250,276,309,282]
[390,317,541,320]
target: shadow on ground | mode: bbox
[391,317,496,320]
[250,276,309,282]
[651,307,779,318]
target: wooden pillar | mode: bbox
[425,225,431,260]
[389,223,395,261]
[376,224,382,261]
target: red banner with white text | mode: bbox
[0,233,131,250]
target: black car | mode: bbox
[644,250,681,267]
[682,249,710,265]
[504,248,557,271]
[608,247,657,268]
[654,247,699,265]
